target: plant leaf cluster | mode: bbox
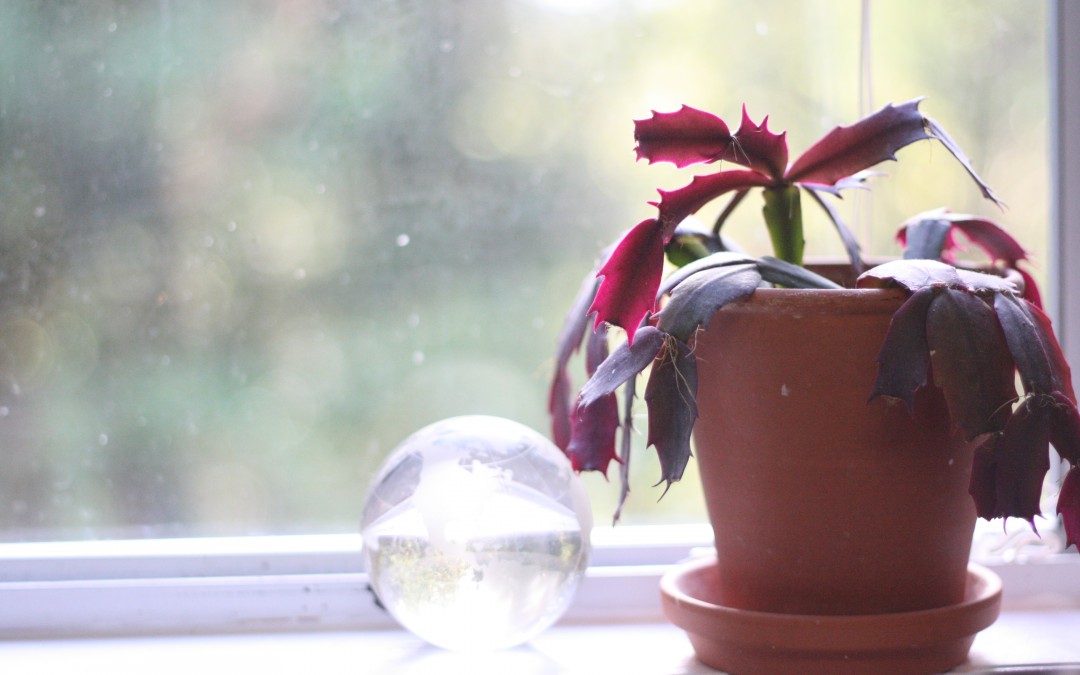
[549,101,1080,549]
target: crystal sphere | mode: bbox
[361,415,592,652]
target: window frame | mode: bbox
[0,2,1077,641]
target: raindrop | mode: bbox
[0,407,9,418]
[396,234,411,247]
[412,351,425,365]
[226,221,237,232]
[439,39,454,53]
[407,313,420,328]
[293,268,307,280]
[107,22,117,32]
[98,433,109,446]
[315,183,326,195]
[33,206,45,218]
[755,22,768,36]
[103,87,113,98]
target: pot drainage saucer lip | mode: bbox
[660,556,1002,674]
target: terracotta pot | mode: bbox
[691,286,979,616]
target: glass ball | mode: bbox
[361,415,593,652]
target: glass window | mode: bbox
[0,0,1049,540]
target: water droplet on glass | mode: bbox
[396,234,411,247]
[202,234,215,248]
[293,268,307,280]
[107,22,117,32]
[407,313,421,328]
[439,39,454,52]
[98,434,109,446]
[755,21,769,35]
[226,221,237,232]
[33,206,45,218]
[412,351,425,365]
[0,407,9,418]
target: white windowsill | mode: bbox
[2,606,1078,674]
[1,525,1078,673]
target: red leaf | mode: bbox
[590,220,665,343]
[869,286,936,409]
[644,338,697,488]
[634,105,788,180]
[1057,466,1080,549]
[947,215,1028,265]
[728,106,788,180]
[926,288,1016,439]
[654,169,773,232]
[785,99,930,186]
[566,391,620,474]
[634,105,734,168]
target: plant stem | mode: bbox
[762,185,805,267]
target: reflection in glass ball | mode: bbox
[361,415,592,652]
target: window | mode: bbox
[1,0,1077,645]
[0,0,1054,542]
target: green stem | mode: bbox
[762,185,805,267]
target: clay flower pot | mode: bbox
[660,286,1002,672]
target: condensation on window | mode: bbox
[0,1,1048,540]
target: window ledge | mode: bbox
[1,525,1079,641]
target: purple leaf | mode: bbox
[970,441,999,520]
[548,369,573,451]
[590,219,665,343]
[578,326,665,408]
[923,116,1006,208]
[785,99,931,186]
[657,251,757,298]
[654,170,773,233]
[992,399,1051,525]
[1049,390,1080,465]
[869,286,937,409]
[857,258,962,292]
[644,338,697,487]
[655,264,761,340]
[926,288,1016,439]
[549,267,603,449]
[1058,466,1080,549]
[994,294,1075,400]
[803,186,864,273]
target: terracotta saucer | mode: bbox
[660,556,1002,675]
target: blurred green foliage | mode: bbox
[0,0,1047,539]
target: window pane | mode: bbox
[0,0,1047,540]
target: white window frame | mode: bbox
[1,2,1079,640]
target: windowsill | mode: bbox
[3,610,1079,674]
[2,527,1078,672]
